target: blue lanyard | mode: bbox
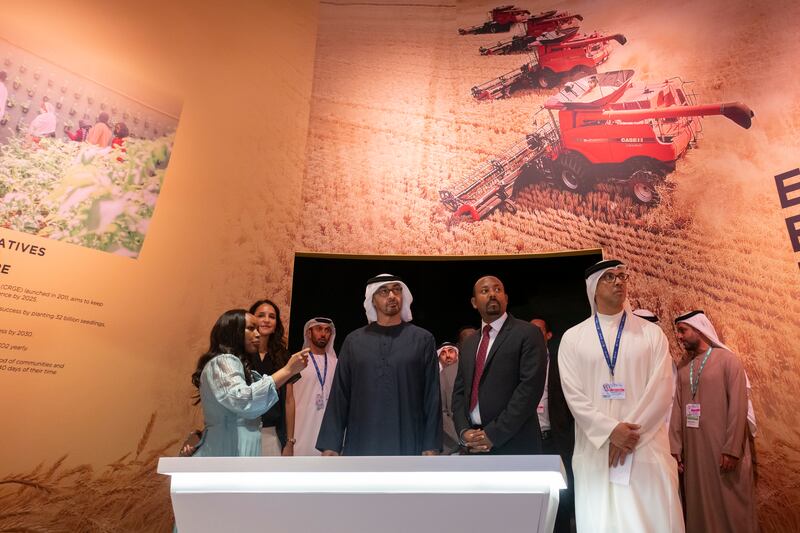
[594,311,627,378]
[689,347,713,399]
[309,352,328,390]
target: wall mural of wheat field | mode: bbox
[299,1,800,530]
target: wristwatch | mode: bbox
[287,438,297,445]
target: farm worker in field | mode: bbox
[670,310,758,533]
[558,259,684,532]
[66,119,91,142]
[292,317,338,456]
[316,274,442,456]
[28,101,57,142]
[86,111,113,147]
[112,121,129,162]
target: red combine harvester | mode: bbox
[442,70,754,220]
[472,30,626,99]
[458,5,532,35]
[479,11,584,55]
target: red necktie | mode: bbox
[469,324,493,412]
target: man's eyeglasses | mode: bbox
[599,272,629,284]
[375,286,403,297]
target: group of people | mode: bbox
[186,261,758,532]
[63,111,129,150]
[186,299,333,458]
[25,104,129,150]
[1,67,134,148]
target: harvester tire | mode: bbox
[630,174,661,206]
[439,190,460,212]
[501,200,518,215]
[627,159,666,206]
[559,152,590,193]
[537,70,557,89]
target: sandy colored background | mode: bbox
[1,0,798,530]
[0,1,318,530]
[298,0,800,530]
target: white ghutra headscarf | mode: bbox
[633,309,659,323]
[302,317,337,358]
[363,273,413,323]
[584,259,633,316]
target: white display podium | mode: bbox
[158,455,566,533]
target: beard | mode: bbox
[682,339,701,353]
[380,301,401,315]
[312,337,329,349]
[485,299,502,315]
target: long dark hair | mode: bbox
[192,309,254,393]
[249,299,289,366]
[114,121,129,138]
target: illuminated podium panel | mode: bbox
[158,455,566,533]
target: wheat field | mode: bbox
[0,413,175,532]
[299,1,800,529]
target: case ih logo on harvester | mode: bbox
[458,5,533,35]
[479,12,584,55]
[472,28,627,97]
[440,70,754,221]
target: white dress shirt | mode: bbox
[470,312,508,426]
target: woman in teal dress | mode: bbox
[190,309,309,457]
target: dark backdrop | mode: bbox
[287,250,603,352]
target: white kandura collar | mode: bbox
[596,309,625,321]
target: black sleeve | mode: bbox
[421,332,443,452]
[315,336,352,453]
[452,344,471,440]
[484,322,547,448]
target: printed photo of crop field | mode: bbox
[0,37,179,258]
[0,413,175,532]
[0,134,172,257]
[299,1,800,529]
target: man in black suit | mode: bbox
[531,318,575,533]
[452,275,547,454]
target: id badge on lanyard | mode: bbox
[602,382,626,400]
[686,403,701,428]
[595,312,626,400]
[687,347,712,428]
[310,353,328,411]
